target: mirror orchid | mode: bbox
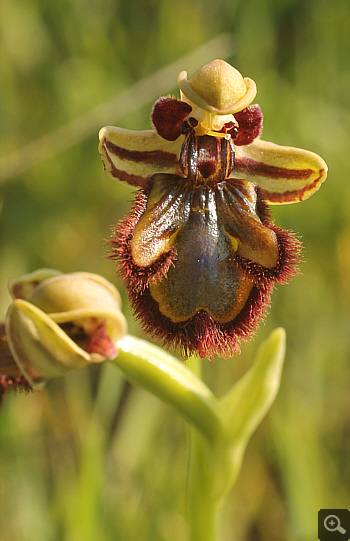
[99,59,327,359]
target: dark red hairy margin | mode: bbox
[235,188,303,286]
[108,185,176,294]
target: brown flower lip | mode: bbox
[99,60,327,358]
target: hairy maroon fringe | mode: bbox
[126,281,274,359]
[237,188,303,285]
[236,225,302,286]
[108,186,176,292]
[0,375,32,407]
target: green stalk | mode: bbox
[186,355,221,541]
[187,429,222,541]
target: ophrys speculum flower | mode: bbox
[99,59,327,359]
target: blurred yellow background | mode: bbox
[0,0,349,540]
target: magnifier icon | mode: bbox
[324,514,346,534]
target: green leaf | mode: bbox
[217,327,286,487]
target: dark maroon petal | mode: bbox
[233,104,263,146]
[152,98,192,141]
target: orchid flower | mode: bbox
[99,59,327,359]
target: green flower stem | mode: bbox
[185,354,220,540]
[187,429,223,541]
[113,335,222,444]
[111,330,286,541]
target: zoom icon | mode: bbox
[319,509,350,540]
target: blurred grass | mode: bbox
[0,0,349,540]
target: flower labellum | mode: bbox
[99,59,328,359]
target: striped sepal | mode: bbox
[98,126,183,188]
[234,138,328,204]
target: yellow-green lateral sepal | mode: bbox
[235,139,328,204]
[5,299,95,389]
[98,126,182,188]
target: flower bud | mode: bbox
[5,270,127,388]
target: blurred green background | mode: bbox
[0,0,349,539]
